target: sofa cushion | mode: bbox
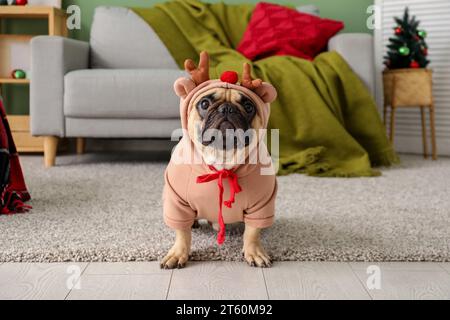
[90,6,178,69]
[237,2,343,61]
[65,118,181,138]
[64,69,186,119]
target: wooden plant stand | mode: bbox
[383,68,437,160]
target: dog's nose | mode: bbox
[218,103,237,115]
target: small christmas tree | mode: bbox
[384,7,429,69]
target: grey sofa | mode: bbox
[31,6,374,167]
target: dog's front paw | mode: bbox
[160,245,189,269]
[243,242,272,268]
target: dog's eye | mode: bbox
[244,102,255,113]
[200,99,210,110]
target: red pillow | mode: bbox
[237,2,344,61]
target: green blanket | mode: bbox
[134,0,398,177]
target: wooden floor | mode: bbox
[0,262,450,300]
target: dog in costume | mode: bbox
[161,52,278,269]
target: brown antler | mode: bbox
[241,63,262,90]
[184,51,210,85]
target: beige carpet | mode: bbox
[1,153,449,262]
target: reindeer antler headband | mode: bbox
[174,51,277,112]
[184,51,264,90]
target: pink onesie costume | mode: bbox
[163,77,278,244]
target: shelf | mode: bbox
[0,78,29,84]
[0,35,32,82]
[8,115,30,131]
[0,5,67,154]
[11,132,44,153]
[0,6,66,19]
[8,116,44,153]
[0,34,34,40]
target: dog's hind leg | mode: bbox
[208,221,220,232]
[192,220,200,229]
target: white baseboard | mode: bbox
[393,135,450,156]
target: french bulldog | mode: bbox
[161,52,277,269]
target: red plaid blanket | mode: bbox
[0,97,31,214]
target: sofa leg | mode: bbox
[76,137,85,155]
[44,136,59,168]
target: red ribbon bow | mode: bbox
[196,165,242,245]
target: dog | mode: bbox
[161,52,277,269]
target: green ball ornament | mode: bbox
[12,69,26,79]
[398,46,410,56]
[418,30,427,38]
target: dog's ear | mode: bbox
[174,77,197,99]
[254,83,277,104]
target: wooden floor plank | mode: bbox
[65,262,172,300]
[0,263,87,300]
[439,263,450,274]
[263,262,370,300]
[66,273,172,300]
[2,262,449,300]
[84,262,166,275]
[350,262,444,271]
[168,262,267,300]
[350,263,450,300]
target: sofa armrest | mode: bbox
[30,36,89,137]
[328,33,375,97]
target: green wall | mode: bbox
[64,0,374,41]
[5,0,373,114]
